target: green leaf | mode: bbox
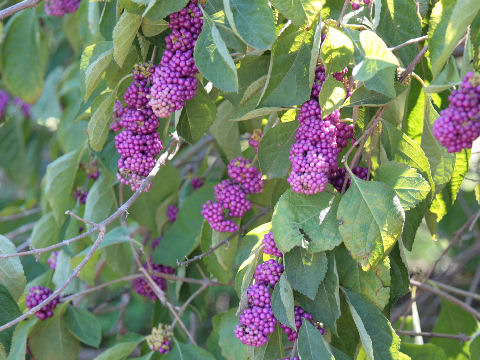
[428,0,480,77]
[343,288,400,360]
[258,121,298,179]
[201,222,235,284]
[7,318,36,360]
[425,58,461,93]
[296,253,340,334]
[84,172,117,227]
[45,146,84,223]
[73,227,136,258]
[376,0,422,66]
[154,185,215,266]
[31,212,59,262]
[364,67,397,99]
[177,84,217,144]
[259,22,321,107]
[330,294,360,358]
[0,284,21,354]
[94,337,144,360]
[84,47,113,101]
[141,18,169,37]
[400,343,447,360]
[52,252,78,296]
[223,0,276,50]
[194,10,238,93]
[337,174,405,271]
[164,341,216,360]
[64,306,102,348]
[272,189,341,254]
[0,10,46,103]
[320,26,354,75]
[0,236,26,301]
[430,299,478,360]
[352,30,399,82]
[359,257,391,310]
[298,321,334,360]
[88,91,116,152]
[113,12,142,67]
[375,162,430,211]
[319,75,347,117]
[144,0,188,22]
[388,244,409,310]
[284,247,327,299]
[271,273,295,330]
[209,101,241,160]
[471,332,480,360]
[213,309,249,360]
[269,0,322,27]
[252,323,284,359]
[344,84,408,107]
[29,305,80,360]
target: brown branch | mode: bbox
[395,330,471,342]
[0,0,43,21]
[428,280,480,302]
[337,0,351,28]
[399,45,428,82]
[389,35,428,51]
[152,270,224,286]
[172,284,208,328]
[177,206,270,267]
[0,207,40,222]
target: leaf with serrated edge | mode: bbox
[271,273,295,330]
[113,12,142,67]
[269,0,322,27]
[321,26,354,75]
[0,236,26,301]
[298,321,334,360]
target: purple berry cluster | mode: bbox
[329,166,368,192]
[166,205,179,223]
[13,97,31,117]
[190,176,204,190]
[279,306,324,342]
[147,324,173,355]
[351,0,370,10]
[149,1,203,118]
[152,237,162,250]
[0,90,9,118]
[133,261,175,300]
[25,286,60,320]
[44,0,80,16]
[249,129,263,153]
[202,157,264,232]
[47,251,59,270]
[433,71,480,153]
[74,189,87,204]
[0,91,32,118]
[288,65,353,195]
[115,64,163,191]
[262,231,282,258]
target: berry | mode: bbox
[13,97,31,117]
[74,189,87,204]
[214,179,252,218]
[262,231,282,257]
[167,205,179,223]
[249,129,263,153]
[329,166,369,192]
[25,286,60,320]
[227,157,264,194]
[47,251,59,270]
[152,237,162,250]
[147,324,173,354]
[190,176,204,190]
[234,324,269,347]
[133,262,175,300]
[239,306,277,336]
[254,259,284,288]
[0,90,9,118]
[44,0,80,16]
[279,306,324,342]
[201,200,238,232]
[433,71,480,153]
[247,284,271,308]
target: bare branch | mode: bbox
[399,45,429,82]
[389,35,428,51]
[0,0,43,21]
[395,330,471,342]
[0,207,40,222]
[428,279,480,302]
[65,210,98,228]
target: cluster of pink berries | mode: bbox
[166,205,179,223]
[351,0,371,10]
[202,157,264,232]
[113,63,163,191]
[47,251,59,270]
[433,72,480,153]
[329,166,368,192]
[44,0,80,16]
[249,129,263,153]
[149,1,203,118]
[25,286,60,320]
[0,90,31,118]
[288,65,353,195]
[262,231,282,258]
[190,176,204,190]
[133,261,175,300]
[74,188,87,204]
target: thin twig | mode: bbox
[428,280,480,302]
[177,207,270,267]
[65,210,97,227]
[152,270,223,286]
[398,45,428,82]
[337,0,351,28]
[5,222,36,239]
[395,330,471,341]
[172,284,208,328]
[389,35,428,51]
[467,262,480,306]
[0,207,40,222]
[0,0,42,21]
[172,135,214,168]
[410,279,480,320]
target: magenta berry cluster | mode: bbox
[47,251,59,270]
[190,176,204,190]
[166,205,179,223]
[249,129,263,153]
[25,286,60,320]
[13,97,31,117]
[0,90,9,118]
[0,91,32,118]
[288,65,353,195]
[74,189,87,204]
[262,231,282,258]
[202,157,264,232]
[329,166,368,192]
[279,306,324,342]
[133,261,175,300]
[254,259,284,288]
[433,71,480,153]
[152,237,162,250]
[115,63,164,191]
[149,1,203,118]
[351,0,370,10]
[44,0,80,16]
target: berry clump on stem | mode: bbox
[262,231,282,258]
[133,262,175,300]
[147,324,173,354]
[167,205,179,223]
[47,251,59,270]
[44,0,80,17]
[25,286,60,320]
